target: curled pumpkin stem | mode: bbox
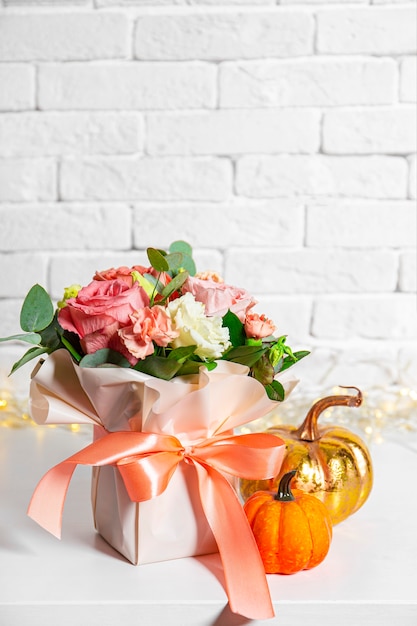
[274,470,296,502]
[296,386,362,442]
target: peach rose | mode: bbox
[182,276,256,322]
[118,305,179,362]
[58,279,149,357]
[244,313,276,339]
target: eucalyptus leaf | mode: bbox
[161,271,189,299]
[143,273,164,294]
[164,252,184,273]
[169,240,193,257]
[178,253,196,276]
[20,284,54,332]
[147,248,169,272]
[10,346,48,375]
[79,349,131,368]
[0,332,41,345]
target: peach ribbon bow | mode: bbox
[27,428,285,620]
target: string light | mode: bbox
[1,382,416,446]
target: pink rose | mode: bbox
[94,265,149,287]
[183,276,256,322]
[58,279,149,357]
[119,305,179,361]
[244,313,276,339]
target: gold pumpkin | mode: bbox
[240,387,373,525]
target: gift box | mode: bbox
[27,349,288,619]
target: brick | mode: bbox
[398,344,417,391]
[312,295,417,340]
[236,155,408,199]
[249,296,312,342]
[97,1,276,6]
[400,57,417,102]
[323,107,416,155]
[38,63,216,110]
[317,7,417,55]
[282,0,367,3]
[219,58,397,107]
[51,249,225,299]
[294,343,399,390]
[60,157,232,201]
[49,251,149,299]
[0,112,143,157]
[306,201,416,248]
[132,199,303,248]
[0,64,35,111]
[0,253,47,298]
[146,109,320,155]
[373,0,417,4]
[0,13,128,61]
[0,204,131,251]
[399,252,417,293]
[0,159,56,202]
[134,10,313,60]
[225,249,398,294]
[409,155,416,199]
[0,301,27,341]
[4,1,90,5]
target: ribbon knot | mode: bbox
[27,428,285,620]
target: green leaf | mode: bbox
[132,271,159,297]
[176,359,209,376]
[222,310,245,348]
[20,284,54,332]
[279,350,310,372]
[10,346,48,375]
[160,271,189,300]
[265,380,285,402]
[147,248,169,272]
[222,344,269,368]
[167,345,197,363]
[79,349,131,368]
[164,252,184,273]
[169,240,193,257]
[178,253,196,276]
[134,355,183,380]
[38,312,63,352]
[0,332,41,345]
[251,353,275,386]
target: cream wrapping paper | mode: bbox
[29,349,294,565]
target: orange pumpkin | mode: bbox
[244,470,332,574]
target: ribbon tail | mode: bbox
[193,462,274,620]
[27,461,78,539]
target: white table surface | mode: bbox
[0,425,416,626]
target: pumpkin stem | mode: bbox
[274,470,297,502]
[295,386,363,442]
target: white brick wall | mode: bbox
[0,0,416,395]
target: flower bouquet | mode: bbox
[1,241,308,619]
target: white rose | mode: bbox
[167,292,230,360]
